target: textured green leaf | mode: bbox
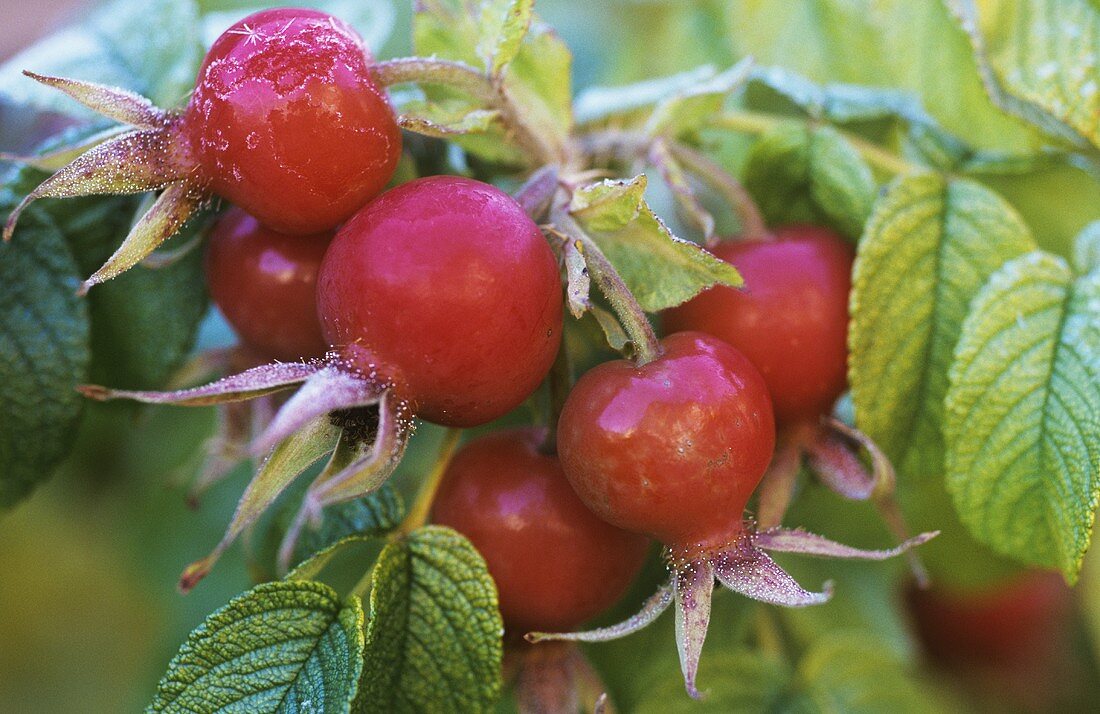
[634,651,791,713]
[944,252,1100,579]
[358,526,502,714]
[798,633,950,713]
[644,60,753,139]
[292,484,405,568]
[575,65,721,125]
[948,0,1100,151]
[569,176,742,312]
[148,580,364,713]
[850,173,1035,479]
[6,163,208,389]
[0,195,89,507]
[743,122,876,239]
[0,0,202,114]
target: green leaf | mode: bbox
[414,0,573,159]
[569,176,742,312]
[849,173,1035,479]
[718,0,1039,151]
[644,59,754,139]
[0,0,202,114]
[743,122,876,239]
[1074,221,1100,275]
[798,632,950,713]
[358,526,502,714]
[634,651,792,713]
[477,0,534,76]
[394,96,525,165]
[148,580,364,714]
[944,252,1100,579]
[0,196,90,507]
[947,0,1100,152]
[575,65,722,125]
[6,164,208,389]
[292,484,405,567]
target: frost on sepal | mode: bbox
[21,71,169,128]
[4,125,195,244]
[78,181,208,294]
[524,524,934,698]
[78,360,322,406]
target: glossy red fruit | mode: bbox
[317,176,563,427]
[185,8,401,234]
[664,225,853,426]
[557,332,775,555]
[432,429,650,633]
[205,207,330,361]
[906,571,1072,667]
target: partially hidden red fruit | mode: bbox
[432,429,650,633]
[664,225,853,426]
[186,8,401,234]
[906,571,1073,667]
[317,176,563,427]
[557,332,775,554]
[205,207,330,361]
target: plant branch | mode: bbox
[667,141,768,242]
[551,200,662,366]
[372,57,498,104]
[396,428,462,536]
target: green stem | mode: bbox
[373,57,497,104]
[396,428,462,536]
[540,342,573,455]
[667,141,768,242]
[551,202,662,366]
[373,57,558,165]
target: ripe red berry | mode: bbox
[432,429,650,633]
[317,176,563,427]
[204,207,330,361]
[906,571,1072,667]
[664,225,853,426]
[556,332,775,556]
[185,8,401,234]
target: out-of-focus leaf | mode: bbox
[743,121,876,239]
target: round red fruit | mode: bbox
[432,429,650,633]
[664,225,853,426]
[557,332,775,554]
[186,8,401,234]
[205,207,330,361]
[317,176,563,427]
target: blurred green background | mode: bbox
[2,1,1100,711]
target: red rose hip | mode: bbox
[664,225,853,426]
[317,176,563,427]
[557,331,775,555]
[204,207,330,361]
[186,8,402,234]
[433,429,650,633]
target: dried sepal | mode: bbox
[753,527,938,559]
[78,180,208,293]
[674,557,715,699]
[78,360,321,406]
[22,71,169,128]
[0,126,128,172]
[4,126,193,243]
[250,365,385,455]
[179,415,341,592]
[526,580,674,643]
